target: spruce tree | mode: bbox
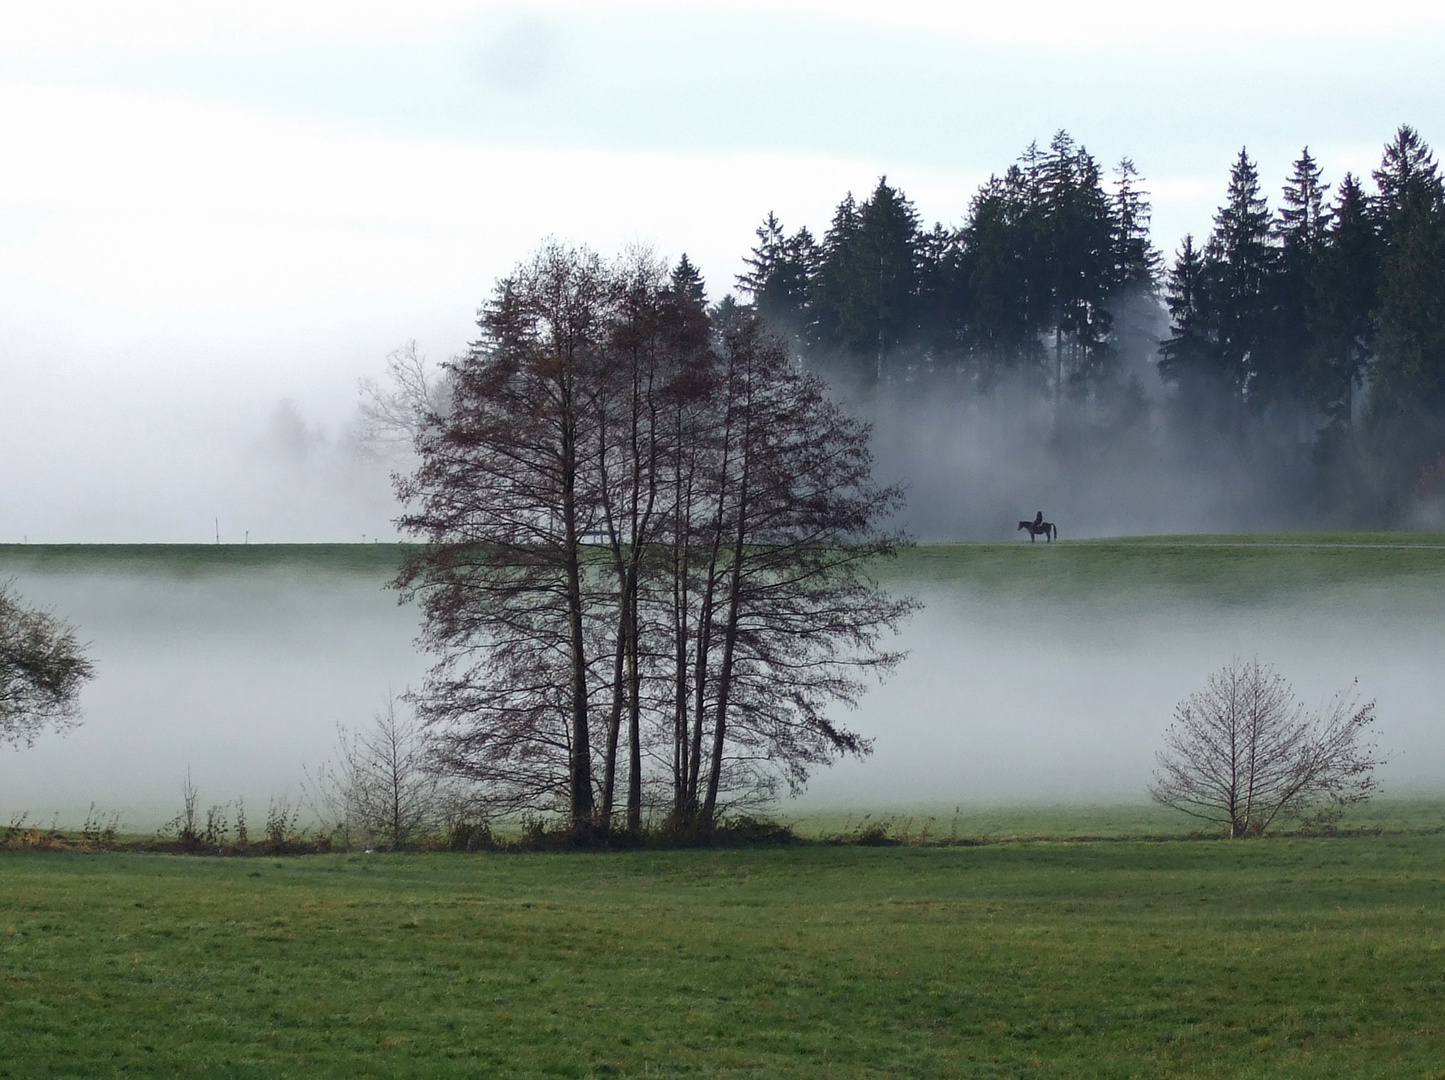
[1038,133,1117,398]
[1309,172,1378,427]
[960,164,1045,385]
[1110,158,1160,289]
[1373,125,1438,243]
[736,212,816,337]
[1268,147,1331,404]
[1368,130,1445,502]
[1159,234,1216,389]
[806,192,862,363]
[913,223,969,370]
[1202,149,1277,410]
[809,179,921,383]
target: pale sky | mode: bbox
[3,1,1443,541]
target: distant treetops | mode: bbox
[737,125,1445,523]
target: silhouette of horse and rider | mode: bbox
[1017,510,1058,543]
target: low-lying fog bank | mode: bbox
[0,561,426,830]
[1,546,1442,830]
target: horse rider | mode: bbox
[1033,510,1043,529]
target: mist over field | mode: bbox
[807,570,1445,807]
[3,548,1442,829]
[0,559,425,827]
[858,379,1311,541]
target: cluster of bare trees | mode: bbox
[394,243,916,838]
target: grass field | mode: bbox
[883,533,1445,603]
[4,532,1444,594]
[4,832,1445,1079]
[786,796,1445,842]
[0,542,407,578]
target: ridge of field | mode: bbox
[885,533,1445,602]
[4,533,1444,596]
[0,542,407,577]
[4,835,1445,1078]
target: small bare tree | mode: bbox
[311,693,446,850]
[357,340,455,449]
[0,581,95,750]
[1149,658,1381,837]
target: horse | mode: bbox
[1017,519,1058,542]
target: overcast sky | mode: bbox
[4,1,1444,541]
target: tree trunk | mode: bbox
[700,546,744,828]
[599,614,626,829]
[560,408,594,834]
[625,578,643,832]
[701,409,751,829]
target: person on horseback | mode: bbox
[1017,511,1057,542]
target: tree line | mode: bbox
[1163,128,1445,518]
[739,131,1157,398]
[739,125,1445,522]
[395,245,915,838]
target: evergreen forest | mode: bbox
[737,126,1445,528]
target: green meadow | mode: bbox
[5,831,1445,1079]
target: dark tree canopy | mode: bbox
[738,132,1159,410]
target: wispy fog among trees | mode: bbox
[738,126,1445,532]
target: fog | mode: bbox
[861,378,1322,540]
[0,564,426,828]
[3,558,1441,829]
[806,577,1445,807]
[0,328,404,543]
[5,5,1441,545]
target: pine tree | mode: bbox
[1159,234,1216,389]
[806,192,862,361]
[1266,147,1331,404]
[959,164,1045,385]
[1110,158,1160,289]
[1308,172,1378,427]
[1202,149,1277,409]
[808,179,921,383]
[1368,130,1445,501]
[913,223,969,370]
[1038,133,1117,398]
[736,213,815,336]
[1373,125,1438,242]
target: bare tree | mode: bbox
[310,693,445,850]
[668,309,916,832]
[0,581,95,750]
[397,242,613,836]
[357,340,454,449]
[593,249,675,832]
[1149,658,1381,837]
[396,242,915,839]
